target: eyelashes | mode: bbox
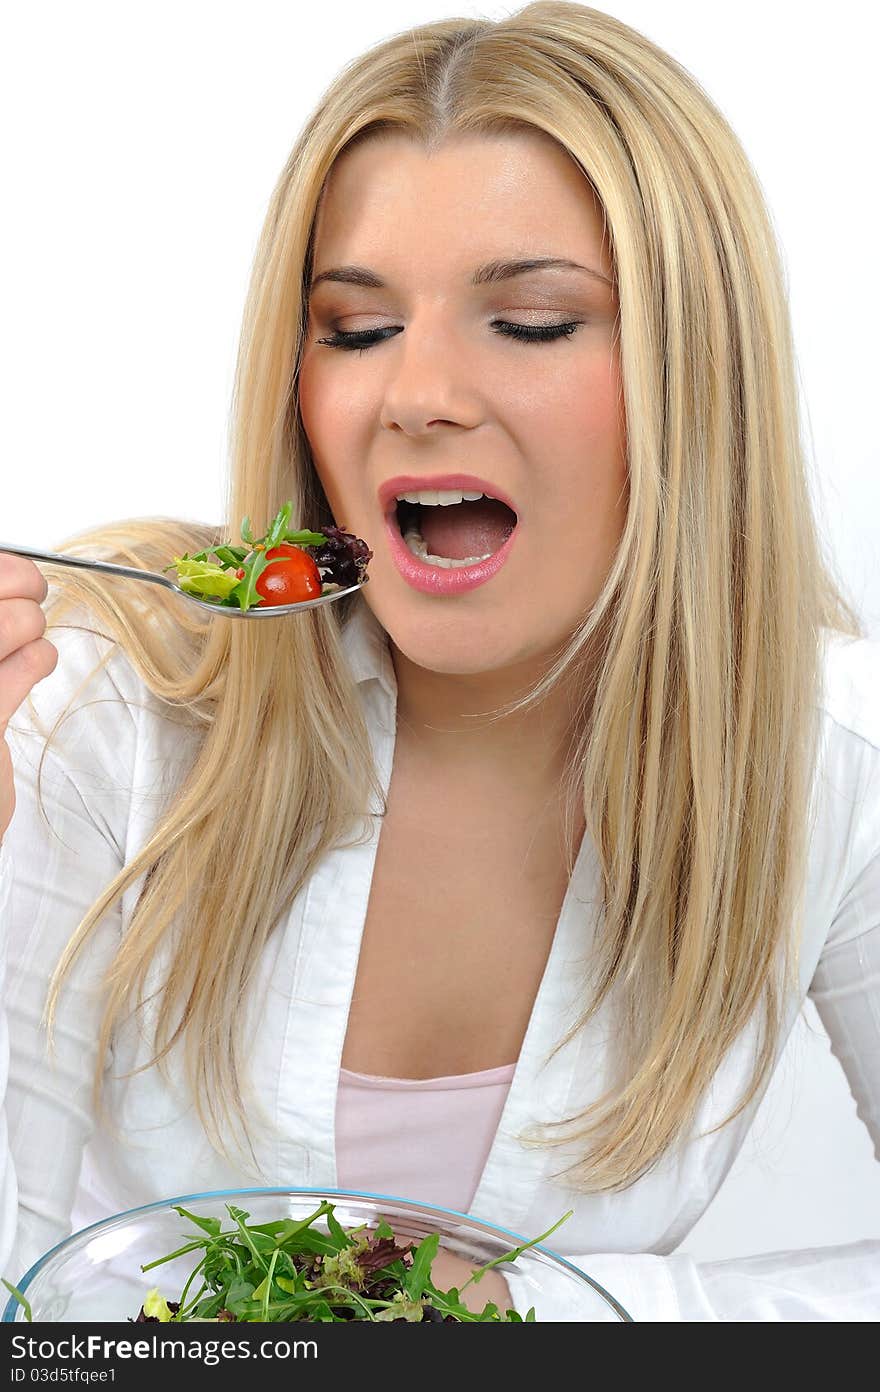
[315,321,583,352]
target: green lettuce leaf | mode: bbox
[172,558,242,600]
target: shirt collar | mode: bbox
[340,596,398,704]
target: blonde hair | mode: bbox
[34,2,861,1191]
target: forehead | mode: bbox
[311,130,612,279]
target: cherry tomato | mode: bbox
[254,543,323,606]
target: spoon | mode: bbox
[0,541,369,617]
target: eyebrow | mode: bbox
[308,256,613,295]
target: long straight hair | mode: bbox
[37,3,861,1191]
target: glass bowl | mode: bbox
[3,1188,632,1323]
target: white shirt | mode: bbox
[1,595,879,1321]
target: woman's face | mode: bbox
[298,130,627,681]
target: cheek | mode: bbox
[526,351,627,518]
[561,349,623,450]
[298,350,345,455]
[297,350,366,512]
[298,342,377,446]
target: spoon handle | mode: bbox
[0,541,177,591]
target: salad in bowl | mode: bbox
[2,1189,631,1323]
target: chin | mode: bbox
[383,610,537,680]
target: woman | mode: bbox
[1,2,877,1320]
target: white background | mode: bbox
[2,2,878,1262]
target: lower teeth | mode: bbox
[402,528,493,568]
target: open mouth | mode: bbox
[394,494,518,569]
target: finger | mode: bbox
[0,553,49,603]
[0,637,59,734]
[0,736,15,843]
[0,597,49,664]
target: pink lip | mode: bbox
[380,474,519,597]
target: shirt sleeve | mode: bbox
[506,738,880,1323]
[0,609,141,1290]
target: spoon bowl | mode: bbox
[0,541,369,616]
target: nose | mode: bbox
[378,311,484,437]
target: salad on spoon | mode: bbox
[164,501,373,613]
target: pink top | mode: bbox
[335,1062,516,1215]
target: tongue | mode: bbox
[418,498,516,560]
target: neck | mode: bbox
[389,641,585,789]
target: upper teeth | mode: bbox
[395,489,488,505]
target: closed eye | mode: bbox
[315,321,583,352]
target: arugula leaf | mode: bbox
[250,1202,335,1247]
[308,1297,336,1323]
[283,530,329,547]
[173,1206,221,1238]
[227,1207,273,1272]
[212,545,249,568]
[140,1239,210,1273]
[325,1208,352,1250]
[1,1278,32,1322]
[227,550,271,612]
[459,1209,574,1293]
[223,1278,257,1318]
[404,1233,440,1301]
[257,1250,281,1321]
[192,1292,227,1319]
[264,501,293,550]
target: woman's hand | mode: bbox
[0,554,58,844]
[428,1246,514,1316]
